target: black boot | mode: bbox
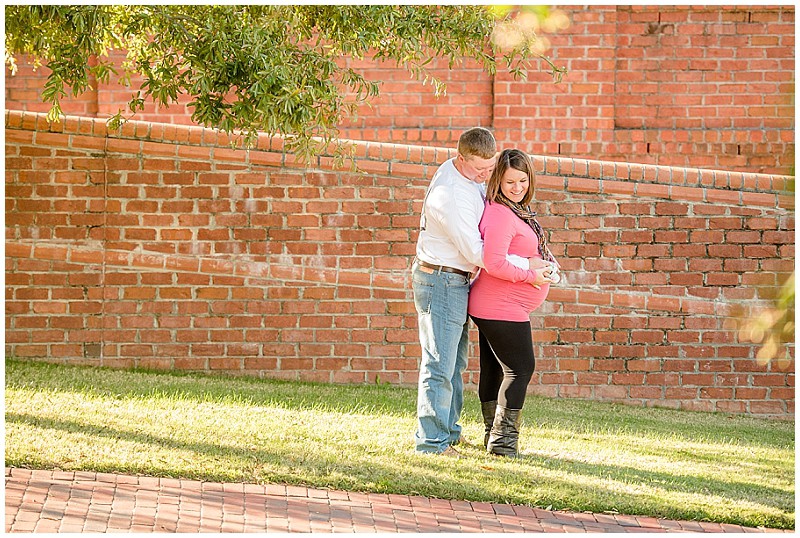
[487,406,522,457]
[481,400,497,448]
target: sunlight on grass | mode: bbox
[5,359,795,529]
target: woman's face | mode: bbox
[500,166,529,204]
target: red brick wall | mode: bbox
[490,5,795,174]
[5,6,794,175]
[5,110,795,417]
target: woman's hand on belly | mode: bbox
[529,267,555,290]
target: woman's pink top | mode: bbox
[468,201,550,322]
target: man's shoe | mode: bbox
[416,446,463,458]
[441,446,463,458]
[451,434,471,446]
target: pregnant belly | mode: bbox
[507,282,549,312]
[469,276,550,321]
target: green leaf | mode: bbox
[6,5,566,165]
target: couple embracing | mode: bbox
[412,127,559,458]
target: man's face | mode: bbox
[458,153,496,184]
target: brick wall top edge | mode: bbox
[6,109,793,189]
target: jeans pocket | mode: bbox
[412,275,434,315]
[445,277,469,325]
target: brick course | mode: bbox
[5,109,795,418]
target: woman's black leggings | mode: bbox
[470,316,535,410]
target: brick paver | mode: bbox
[5,468,792,533]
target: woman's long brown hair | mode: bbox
[485,149,557,264]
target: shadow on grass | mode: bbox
[7,410,513,501]
[516,449,792,513]
[6,409,794,528]
[6,359,793,449]
[6,359,415,416]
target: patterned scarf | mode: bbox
[496,193,557,264]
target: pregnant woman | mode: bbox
[468,148,558,457]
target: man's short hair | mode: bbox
[457,127,496,160]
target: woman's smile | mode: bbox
[500,168,529,203]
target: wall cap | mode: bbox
[6,109,794,197]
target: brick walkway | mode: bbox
[5,468,790,533]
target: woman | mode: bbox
[468,149,558,457]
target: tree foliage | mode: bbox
[5,5,567,163]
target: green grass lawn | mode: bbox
[5,358,795,529]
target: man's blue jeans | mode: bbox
[412,264,470,453]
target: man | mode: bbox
[412,127,535,456]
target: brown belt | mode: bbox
[415,259,471,278]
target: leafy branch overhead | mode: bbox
[5,5,567,162]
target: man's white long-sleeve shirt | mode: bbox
[416,158,529,273]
